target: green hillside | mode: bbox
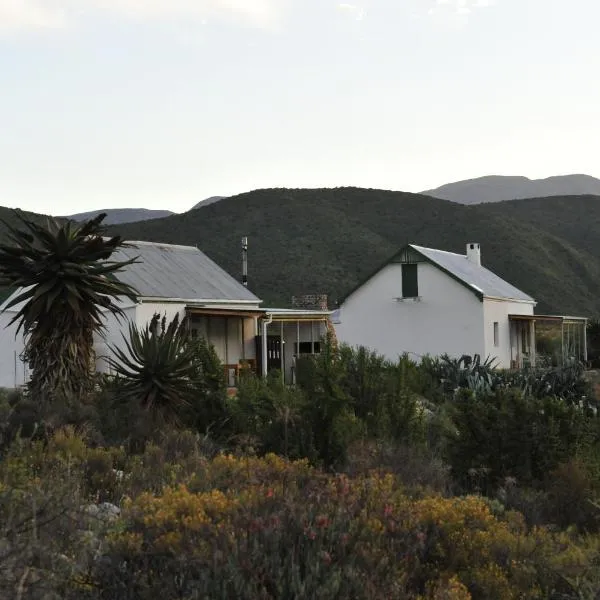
[1,190,598,317]
[107,187,600,317]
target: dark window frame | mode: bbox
[401,263,419,298]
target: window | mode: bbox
[493,322,499,347]
[401,263,418,298]
[295,341,321,355]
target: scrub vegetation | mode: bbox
[1,212,600,599]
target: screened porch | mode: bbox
[508,314,588,369]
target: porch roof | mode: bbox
[185,306,265,319]
[264,308,331,322]
[508,314,587,323]
[185,306,331,321]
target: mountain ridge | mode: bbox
[422,174,600,205]
[67,208,174,225]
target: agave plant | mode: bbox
[0,212,138,406]
[108,313,200,423]
[429,353,500,398]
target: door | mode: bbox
[255,335,283,374]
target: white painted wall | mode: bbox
[334,262,486,361]
[0,317,29,389]
[94,303,138,374]
[135,301,186,328]
[483,298,534,368]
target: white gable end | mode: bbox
[335,261,485,361]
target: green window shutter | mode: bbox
[402,263,418,298]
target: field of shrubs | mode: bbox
[1,338,600,599]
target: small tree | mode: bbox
[0,212,138,409]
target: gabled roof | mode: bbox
[112,241,261,303]
[340,243,535,305]
[0,241,262,314]
[410,245,535,303]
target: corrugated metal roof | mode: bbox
[411,244,535,303]
[112,241,261,303]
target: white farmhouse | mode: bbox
[332,243,587,369]
[0,241,329,390]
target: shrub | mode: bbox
[228,369,314,460]
[445,388,599,491]
[96,454,600,599]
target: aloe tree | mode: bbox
[0,212,138,406]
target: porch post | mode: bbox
[509,320,513,368]
[261,317,270,378]
[584,319,588,363]
[295,320,300,385]
[561,321,565,367]
[280,321,285,383]
[529,319,536,368]
[224,317,229,365]
[241,317,245,360]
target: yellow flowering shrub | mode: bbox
[99,455,600,599]
[2,431,597,599]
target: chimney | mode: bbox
[466,242,481,266]
[242,237,248,287]
[292,294,328,311]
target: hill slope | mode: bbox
[422,174,600,205]
[66,208,174,225]
[191,196,226,210]
[109,187,600,317]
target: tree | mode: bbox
[0,212,138,408]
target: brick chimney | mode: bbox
[466,243,481,266]
[292,294,328,311]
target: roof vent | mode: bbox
[466,243,481,266]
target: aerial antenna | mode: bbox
[242,236,248,287]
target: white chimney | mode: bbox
[466,243,481,266]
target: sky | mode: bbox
[1,0,599,215]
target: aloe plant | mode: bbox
[108,313,200,423]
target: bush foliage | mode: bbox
[1,333,600,598]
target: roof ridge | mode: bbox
[410,244,466,259]
[410,244,535,303]
[124,240,199,251]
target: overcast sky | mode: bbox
[1,0,598,215]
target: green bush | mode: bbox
[445,388,600,491]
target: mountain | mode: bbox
[192,196,226,210]
[66,208,174,225]
[3,188,600,318]
[422,174,600,205]
[108,187,600,317]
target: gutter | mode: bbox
[483,295,537,305]
[137,297,263,305]
[260,313,274,378]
